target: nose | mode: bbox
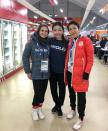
[42,31,47,35]
[55,30,60,34]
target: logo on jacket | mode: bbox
[51,45,66,52]
[79,41,83,46]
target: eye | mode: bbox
[45,30,48,33]
[53,29,57,31]
[41,30,48,33]
[41,30,44,32]
[69,28,75,30]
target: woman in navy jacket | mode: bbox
[22,24,49,121]
[49,22,68,117]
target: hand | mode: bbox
[83,72,89,80]
[27,73,32,80]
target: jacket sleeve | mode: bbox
[84,37,94,73]
[64,45,70,85]
[22,42,32,74]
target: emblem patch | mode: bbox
[79,41,83,46]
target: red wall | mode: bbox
[29,17,82,24]
[0,0,28,23]
[0,66,23,83]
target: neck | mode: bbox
[55,37,62,40]
[74,37,78,40]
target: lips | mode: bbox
[71,32,76,35]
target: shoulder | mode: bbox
[81,36,91,41]
[80,36,93,45]
[48,37,56,45]
[25,40,34,48]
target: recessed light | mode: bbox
[60,8,63,13]
[54,0,58,5]
[34,16,38,19]
[64,17,67,20]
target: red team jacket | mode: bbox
[64,36,94,92]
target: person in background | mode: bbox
[49,22,68,117]
[22,24,50,121]
[103,37,108,64]
[64,21,94,130]
[98,37,107,59]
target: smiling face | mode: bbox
[39,26,49,38]
[52,25,64,40]
[68,24,79,39]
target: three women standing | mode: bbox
[22,21,94,131]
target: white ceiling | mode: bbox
[25,0,108,29]
[26,0,40,5]
[27,0,108,20]
[72,0,108,20]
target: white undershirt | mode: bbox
[68,39,77,73]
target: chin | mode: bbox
[73,35,78,38]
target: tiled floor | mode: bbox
[0,57,108,131]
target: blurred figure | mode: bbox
[98,37,107,59]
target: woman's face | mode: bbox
[39,26,49,38]
[52,25,64,40]
[68,24,79,38]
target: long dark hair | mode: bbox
[52,22,67,47]
[36,24,49,44]
[37,24,49,36]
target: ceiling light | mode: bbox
[54,0,58,5]
[43,20,46,22]
[55,14,58,17]
[18,9,27,15]
[64,17,67,20]
[49,14,52,17]
[34,16,38,19]
[86,24,89,27]
[1,0,11,7]
[90,20,93,24]
[35,23,39,26]
[99,8,104,14]
[28,21,33,25]
[49,0,58,6]
[99,3,108,14]
[93,17,96,20]
[60,8,63,13]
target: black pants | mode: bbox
[103,52,108,63]
[104,55,108,63]
[98,49,104,59]
[32,79,48,107]
[50,72,66,108]
[67,71,86,120]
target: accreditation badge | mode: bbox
[79,41,83,46]
[41,59,48,72]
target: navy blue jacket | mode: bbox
[49,38,68,74]
[22,32,50,80]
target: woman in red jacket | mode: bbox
[64,21,94,130]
